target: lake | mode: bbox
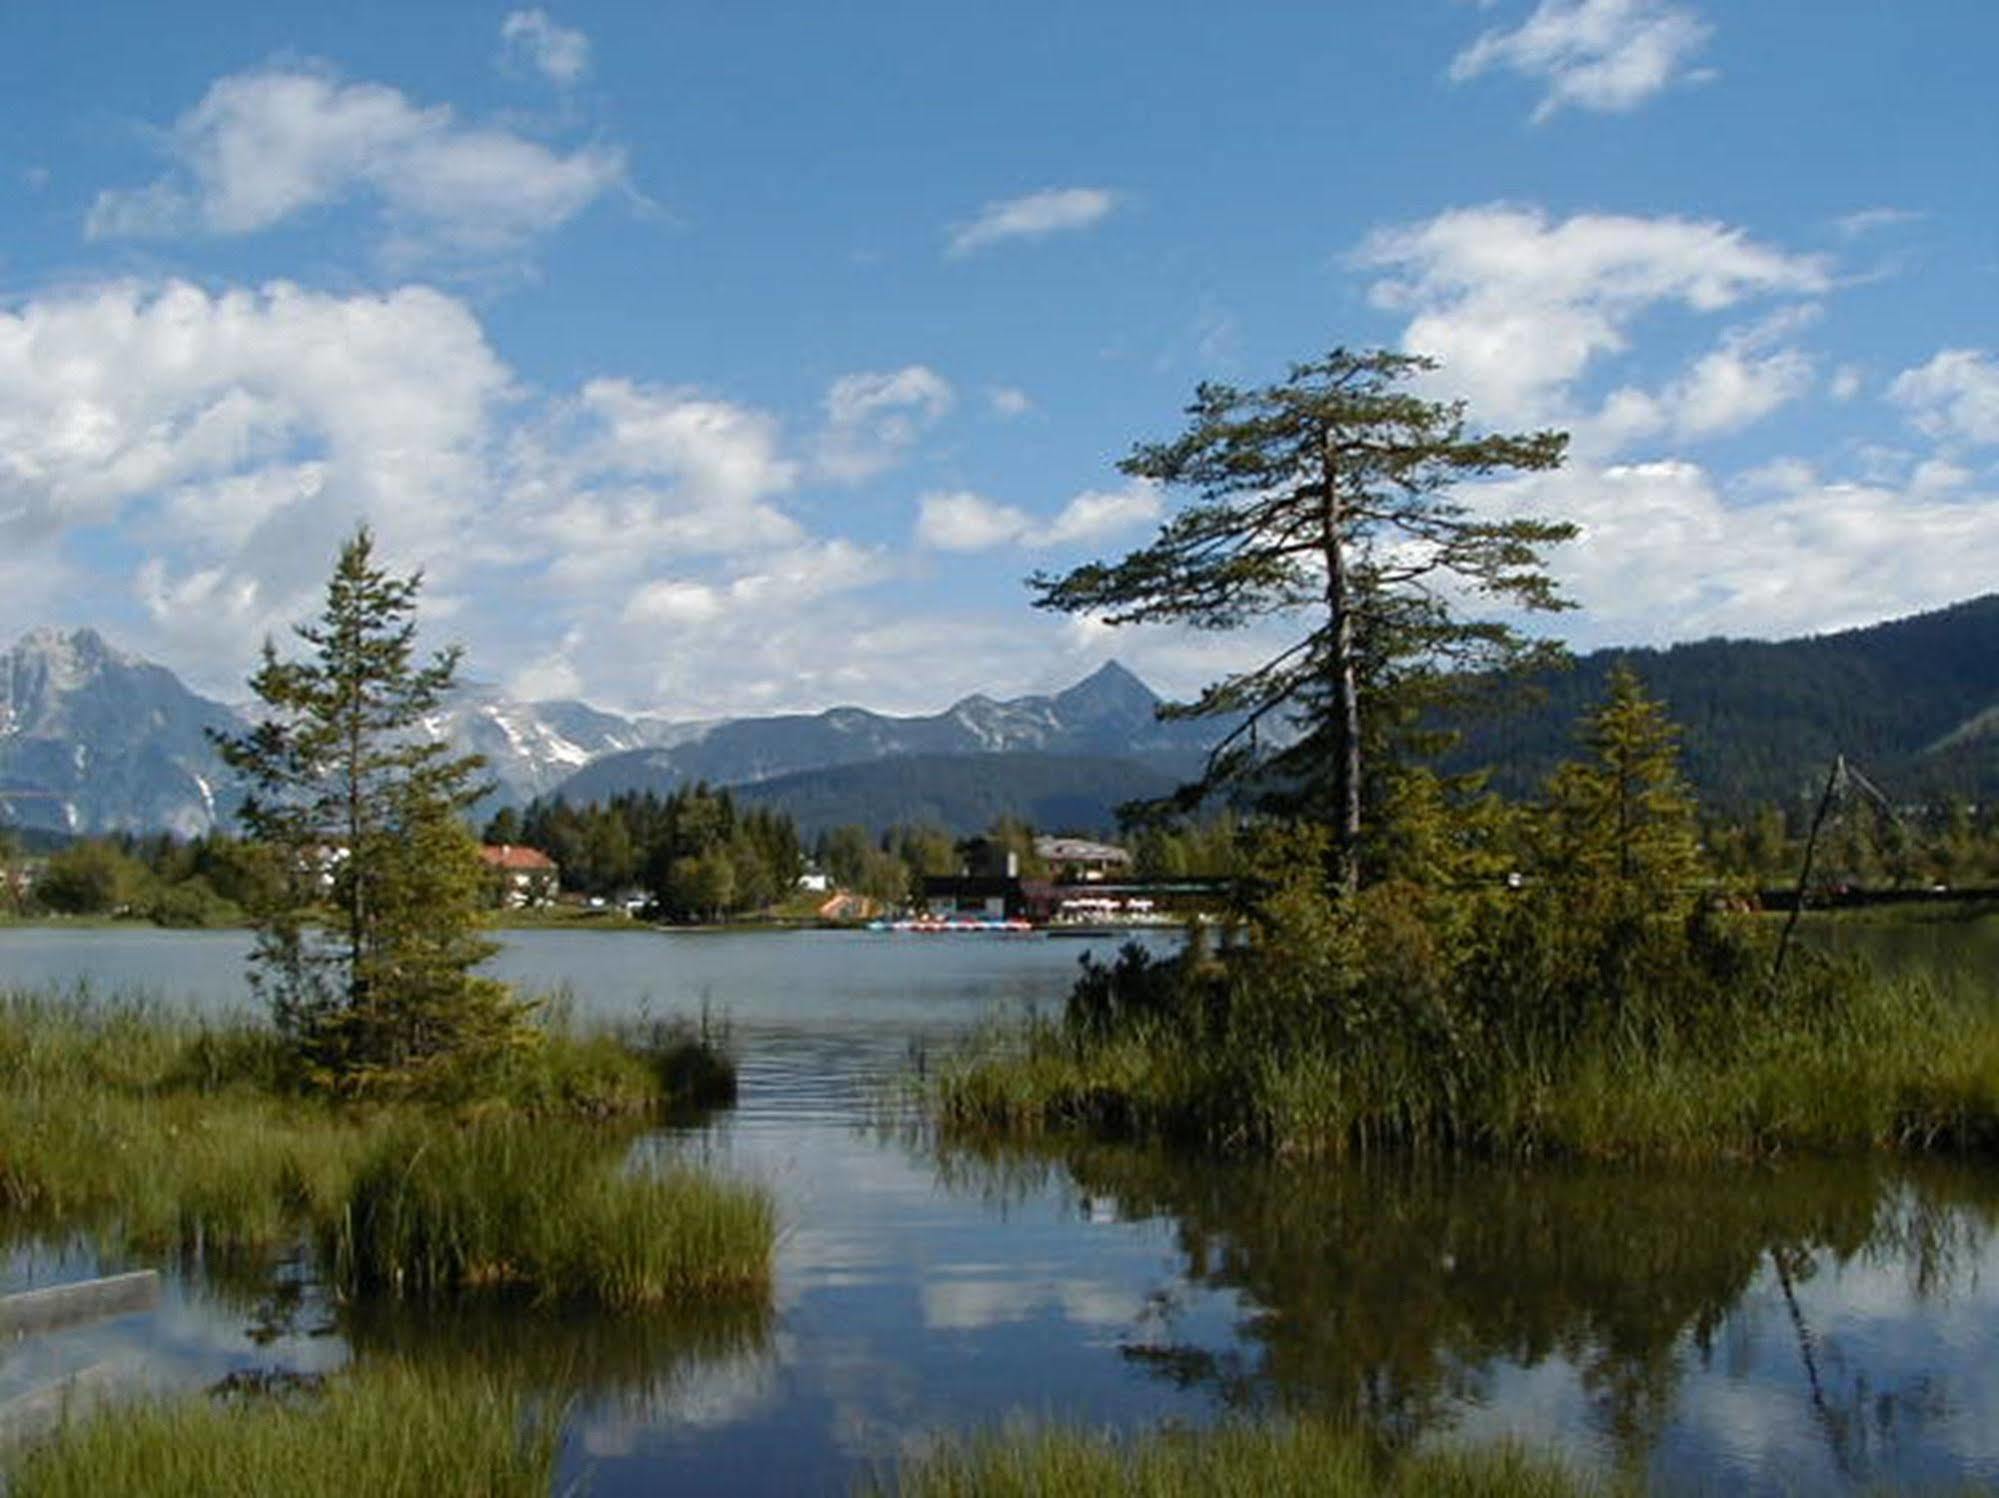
[3,924,1997,1494]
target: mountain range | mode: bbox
[0,629,1211,838]
[5,594,1999,841]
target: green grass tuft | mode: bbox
[330,1118,773,1308]
[872,1421,1626,1498]
[1,1359,558,1498]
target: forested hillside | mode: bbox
[1443,595,1999,808]
[729,752,1190,839]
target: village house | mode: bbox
[1033,835,1133,882]
[479,844,560,908]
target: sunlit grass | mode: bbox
[0,988,771,1302]
[871,1421,1627,1498]
[1,1360,558,1498]
[331,1118,772,1308]
[935,956,1999,1163]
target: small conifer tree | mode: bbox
[1541,665,1703,899]
[214,526,534,1091]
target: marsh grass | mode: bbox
[1,1359,558,1498]
[0,988,771,1304]
[330,1118,772,1308]
[935,891,1999,1163]
[872,1422,1626,1498]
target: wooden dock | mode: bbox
[0,1271,161,1446]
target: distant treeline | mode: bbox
[488,790,1248,917]
[486,787,802,920]
[1703,796,1999,890]
[0,829,278,925]
[18,776,1988,929]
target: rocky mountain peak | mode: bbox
[1052,659,1160,721]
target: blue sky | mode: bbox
[3,1,1995,716]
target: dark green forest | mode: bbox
[1442,594,1999,810]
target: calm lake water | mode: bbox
[3,923,1998,1495]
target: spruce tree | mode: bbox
[1541,665,1703,899]
[1030,348,1572,896]
[214,526,532,1090]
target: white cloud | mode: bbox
[623,578,727,625]
[1830,364,1864,402]
[0,278,1108,720]
[916,491,1031,552]
[915,479,1161,552]
[503,377,804,590]
[947,187,1117,257]
[1474,456,1999,647]
[88,64,623,262]
[816,366,954,481]
[500,9,591,86]
[1041,479,1163,545]
[1450,0,1714,122]
[1834,207,1922,240]
[989,386,1034,418]
[0,278,503,546]
[1358,204,1830,426]
[1889,349,1999,446]
[1596,320,1816,448]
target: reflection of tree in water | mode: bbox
[930,1138,1998,1480]
[338,1294,773,1422]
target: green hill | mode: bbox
[1441,594,1999,809]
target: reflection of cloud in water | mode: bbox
[2,1273,347,1414]
[578,1339,785,1456]
[919,1272,1141,1333]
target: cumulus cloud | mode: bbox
[1889,349,1999,446]
[916,491,1031,552]
[88,64,623,262]
[947,187,1117,256]
[1472,456,1999,648]
[815,366,954,481]
[1041,480,1163,545]
[0,276,1142,718]
[1450,0,1713,122]
[1357,204,1830,427]
[1593,311,1818,449]
[915,480,1161,552]
[0,278,510,679]
[989,386,1034,418]
[500,9,591,86]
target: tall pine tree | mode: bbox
[1030,348,1572,896]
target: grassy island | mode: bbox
[935,887,1999,1163]
[0,988,772,1306]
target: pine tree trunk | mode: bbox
[1323,429,1362,898]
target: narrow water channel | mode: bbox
[3,926,1997,1494]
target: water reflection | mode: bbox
[929,1138,1999,1493]
[341,1296,774,1429]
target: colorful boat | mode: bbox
[866,916,1036,934]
